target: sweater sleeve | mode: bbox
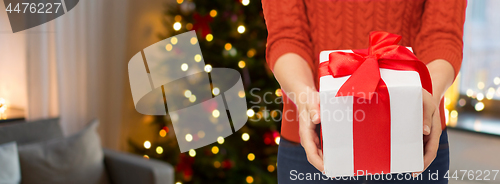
[413,0,467,78]
[262,0,314,71]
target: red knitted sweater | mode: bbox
[262,0,466,143]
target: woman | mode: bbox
[262,0,466,183]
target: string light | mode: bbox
[174,15,182,22]
[213,161,221,168]
[238,90,245,98]
[144,155,149,159]
[225,43,232,51]
[217,136,225,144]
[275,89,283,97]
[198,131,205,138]
[206,34,213,41]
[194,54,202,62]
[159,129,167,137]
[271,110,279,118]
[475,102,485,111]
[275,136,280,145]
[212,109,220,118]
[156,146,164,154]
[212,87,220,95]
[487,87,495,100]
[477,93,484,101]
[171,37,178,45]
[242,133,250,141]
[165,44,173,51]
[238,60,246,68]
[185,134,193,142]
[204,64,212,72]
[144,141,151,149]
[173,22,182,31]
[190,37,198,45]
[189,95,196,102]
[246,176,254,183]
[458,98,466,107]
[466,89,473,97]
[184,90,192,98]
[181,63,189,71]
[210,9,217,17]
[237,25,246,34]
[229,48,237,57]
[247,153,255,161]
[186,23,193,30]
[450,110,458,118]
[247,109,255,117]
[189,149,196,157]
[242,0,250,6]
[267,165,275,172]
[494,77,500,85]
[247,48,256,58]
[478,82,485,90]
[212,146,219,154]
[176,0,183,4]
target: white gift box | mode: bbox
[319,48,424,177]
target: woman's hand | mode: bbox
[296,87,324,172]
[414,59,456,175]
[417,89,442,175]
[273,53,324,171]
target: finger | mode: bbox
[422,111,441,171]
[308,93,321,124]
[299,128,324,172]
[309,105,321,124]
[422,90,435,135]
[300,135,324,171]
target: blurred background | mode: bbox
[0,0,499,184]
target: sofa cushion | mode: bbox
[17,120,109,184]
[0,118,63,145]
[0,142,21,184]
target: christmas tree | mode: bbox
[128,0,283,183]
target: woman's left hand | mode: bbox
[413,59,455,176]
[418,89,442,175]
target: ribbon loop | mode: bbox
[319,31,433,98]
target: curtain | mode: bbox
[25,0,130,150]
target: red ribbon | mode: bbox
[319,31,432,98]
[319,31,432,175]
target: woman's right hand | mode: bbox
[296,87,324,172]
[272,53,323,171]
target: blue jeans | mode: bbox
[278,129,450,184]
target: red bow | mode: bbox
[319,31,433,99]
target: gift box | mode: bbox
[319,32,433,177]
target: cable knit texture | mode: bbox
[262,0,466,143]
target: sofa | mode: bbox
[0,118,174,184]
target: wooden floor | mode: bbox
[448,129,500,184]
